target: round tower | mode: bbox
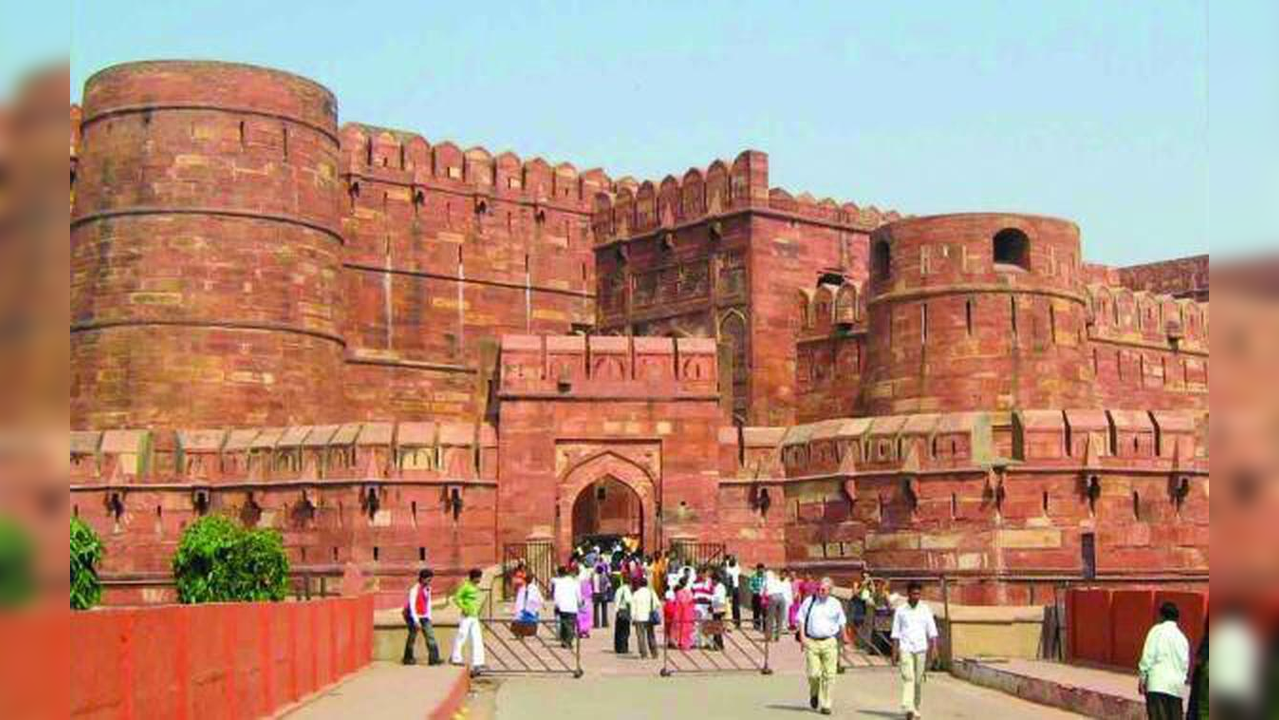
[861,213,1094,415]
[71,61,345,429]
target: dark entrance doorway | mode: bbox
[570,475,643,550]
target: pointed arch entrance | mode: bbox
[571,475,643,546]
[558,450,658,553]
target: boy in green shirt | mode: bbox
[449,568,487,671]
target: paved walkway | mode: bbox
[279,662,468,720]
[484,670,1086,719]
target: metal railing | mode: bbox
[667,541,726,569]
[475,617,583,678]
[502,540,556,598]
[838,608,893,671]
[658,616,772,676]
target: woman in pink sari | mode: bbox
[674,578,696,650]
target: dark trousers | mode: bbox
[711,611,726,650]
[402,618,440,665]
[751,594,764,630]
[1144,692,1182,720]
[593,597,609,628]
[557,611,576,648]
[614,613,631,654]
[731,585,742,627]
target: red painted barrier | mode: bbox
[1066,588,1112,666]
[1067,588,1206,673]
[69,595,374,719]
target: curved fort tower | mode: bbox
[863,213,1095,415]
[68,60,1208,608]
[71,61,345,429]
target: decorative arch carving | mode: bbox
[558,449,658,552]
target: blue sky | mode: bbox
[27,2,1279,263]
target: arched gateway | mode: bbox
[558,451,657,553]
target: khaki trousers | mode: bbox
[804,637,839,711]
[899,650,927,715]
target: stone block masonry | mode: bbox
[69,60,1209,604]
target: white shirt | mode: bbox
[630,587,657,620]
[891,601,938,654]
[780,580,794,604]
[1139,620,1190,698]
[726,564,741,588]
[799,595,847,640]
[551,576,580,613]
[711,582,729,612]
[515,582,543,616]
[764,572,787,597]
[613,584,633,611]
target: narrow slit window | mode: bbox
[921,303,929,345]
[282,125,289,159]
[965,298,974,336]
[1049,305,1057,343]
[1010,297,1018,336]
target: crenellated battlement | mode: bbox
[69,421,499,486]
[1084,284,1209,353]
[589,150,902,244]
[723,408,1208,479]
[339,122,610,211]
[497,333,719,398]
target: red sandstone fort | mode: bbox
[69,61,1208,607]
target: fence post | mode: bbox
[659,622,672,677]
[940,574,952,670]
[574,628,583,678]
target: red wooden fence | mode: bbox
[1066,588,1206,671]
[69,594,374,719]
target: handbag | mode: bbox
[650,608,661,626]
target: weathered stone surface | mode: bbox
[69,61,1209,607]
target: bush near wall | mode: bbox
[70,517,103,610]
[172,515,289,603]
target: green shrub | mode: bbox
[0,517,35,608]
[70,517,103,610]
[172,515,289,604]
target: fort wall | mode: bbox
[71,61,346,429]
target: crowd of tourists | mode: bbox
[400,552,945,718]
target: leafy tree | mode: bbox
[70,517,104,610]
[172,515,289,603]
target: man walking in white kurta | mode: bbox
[891,581,938,720]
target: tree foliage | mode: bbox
[172,515,289,604]
[70,517,104,610]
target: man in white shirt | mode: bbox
[1138,602,1190,720]
[797,577,851,715]
[401,568,441,665]
[764,570,788,641]
[891,581,939,720]
[629,577,659,659]
[550,565,580,649]
[725,556,743,628]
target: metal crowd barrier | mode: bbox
[658,616,772,676]
[476,617,583,678]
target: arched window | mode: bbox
[871,240,892,282]
[992,228,1030,271]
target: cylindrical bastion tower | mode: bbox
[862,213,1095,415]
[71,61,345,429]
